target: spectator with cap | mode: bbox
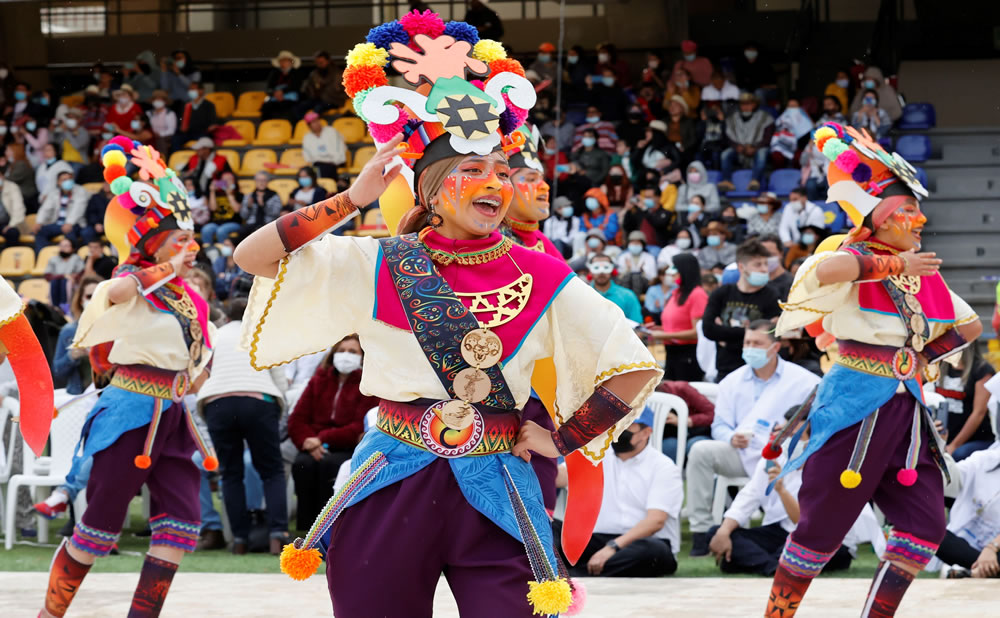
[746,192,782,238]
[105,84,141,133]
[174,81,217,150]
[52,108,91,165]
[585,66,631,123]
[779,186,826,246]
[542,195,579,258]
[579,187,619,245]
[261,50,304,121]
[665,69,700,119]
[617,230,658,294]
[572,106,618,153]
[528,43,559,95]
[0,163,26,246]
[570,227,609,271]
[553,406,682,577]
[301,110,346,179]
[594,42,631,88]
[464,0,504,40]
[147,89,177,155]
[635,120,680,180]
[674,40,713,87]
[299,51,346,115]
[572,128,611,186]
[701,70,741,105]
[182,137,233,194]
[718,92,774,193]
[664,95,698,163]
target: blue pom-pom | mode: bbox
[132,139,142,149]
[443,21,479,45]
[498,108,521,136]
[100,144,125,158]
[366,22,409,50]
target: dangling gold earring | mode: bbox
[426,203,443,228]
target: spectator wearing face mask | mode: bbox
[301,111,346,179]
[701,71,741,105]
[122,50,160,102]
[636,120,681,181]
[147,90,177,155]
[641,51,669,90]
[553,408,682,577]
[261,50,304,121]
[572,129,611,186]
[52,109,91,165]
[769,98,814,169]
[594,42,631,88]
[644,264,675,323]
[0,164,26,246]
[579,188,619,245]
[160,50,202,114]
[778,186,826,246]
[585,67,630,123]
[105,85,141,132]
[528,42,559,94]
[43,237,85,310]
[17,114,50,168]
[241,171,283,236]
[617,231,658,295]
[746,192,782,238]
[626,184,676,248]
[539,135,570,184]
[117,110,154,145]
[174,82,218,151]
[753,234,792,301]
[8,82,43,125]
[79,86,109,137]
[540,109,575,153]
[542,196,579,259]
[782,223,824,270]
[719,92,774,192]
[288,165,328,210]
[563,45,591,98]
[34,142,71,202]
[572,106,617,153]
[734,42,777,103]
[657,228,698,269]
[212,239,241,300]
[696,101,727,171]
[665,69,701,120]
[570,227,608,271]
[849,66,902,122]
[850,89,893,139]
[204,171,244,244]
[799,98,847,202]
[696,220,736,271]
[601,164,632,209]
[663,97,698,167]
[35,170,92,250]
[650,252,708,380]
[673,40,713,87]
[824,70,851,116]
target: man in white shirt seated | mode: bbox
[778,186,827,246]
[553,408,682,577]
[687,320,821,556]
[707,406,882,575]
[301,110,346,180]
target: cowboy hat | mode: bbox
[271,50,302,70]
[701,220,733,239]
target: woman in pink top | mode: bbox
[654,252,708,380]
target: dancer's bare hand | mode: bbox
[972,547,999,577]
[346,134,404,207]
[709,531,733,563]
[512,420,559,462]
[899,250,941,277]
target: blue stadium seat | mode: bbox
[767,169,800,196]
[915,166,928,188]
[878,136,893,151]
[897,103,936,130]
[726,169,759,198]
[895,135,931,162]
[706,169,722,184]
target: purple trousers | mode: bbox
[326,458,536,618]
[792,391,946,553]
[521,397,558,512]
[73,402,201,556]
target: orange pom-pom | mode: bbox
[134,454,152,469]
[343,64,388,98]
[280,540,322,581]
[488,58,525,79]
[815,135,833,154]
[202,455,219,471]
[103,164,127,184]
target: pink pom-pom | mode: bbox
[852,163,872,184]
[368,107,409,143]
[399,9,445,42]
[118,191,139,212]
[109,135,134,151]
[834,149,860,173]
[470,79,485,91]
[896,468,918,486]
[502,92,528,124]
[564,579,587,616]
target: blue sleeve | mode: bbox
[52,324,80,382]
[625,291,643,323]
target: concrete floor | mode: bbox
[2,573,996,617]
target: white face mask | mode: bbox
[598,53,610,63]
[675,237,691,249]
[0,69,8,79]
[333,351,363,374]
[118,96,131,106]
[152,99,166,109]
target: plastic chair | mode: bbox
[0,398,19,536]
[204,92,235,119]
[706,170,722,184]
[4,392,94,549]
[333,117,367,144]
[0,247,35,278]
[349,146,377,174]
[767,169,800,196]
[267,179,299,203]
[897,103,936,130]
[252,119,293,146]
[17,279,50,304]
[18,214,37,245]
[238,179,255,195]
[240,149,278,176]
[223,120,255,146]
[688,381,719,404]
[726,169,760,198]
[915,166,928,188]
[81,182,104,194]
[60,94,84,108]
[895,135,931,163]
[711,474,750,525]
[167,149,196,171]
[31,246,60,276]
[215,149,242,174]
[231,91,268,118]
[646,392,689,469]
[290,119,323,145]
[276,149,307,175]
[316,177,337,194]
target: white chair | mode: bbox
[0,398,19,536]
[333,407,380,493]
[711,474,750,525]
[688,381,719,404]
[5,394,92,550]
[645,392,689,469]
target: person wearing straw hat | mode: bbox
[261,50,303,121]
[697,219,737,271]
[760,123,983,617]
[234,10,660,616]
[105,84,141,133]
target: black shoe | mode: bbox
[58,518,75,538]
[135,525,152,538]
[197,529,227,551]
[689,532,710,557]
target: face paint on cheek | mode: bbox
[438,175,460,215]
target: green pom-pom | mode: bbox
[166,168,177,178]
[111,176,133,195]
[822,138,849,162]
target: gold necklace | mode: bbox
[420,230,513,266]
[506,218,539,232]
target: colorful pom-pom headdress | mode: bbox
[507,124,544,174]
[812,122,927,245]
[345,9,537,233]
[100,136,194,264]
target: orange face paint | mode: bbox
[879,199,926,250]
[435,153,513,236]
[509,168,551,222]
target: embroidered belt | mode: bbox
[111,364,190,402]
[836,340,918,381]
[376,398,520,458]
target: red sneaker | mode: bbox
[33,501,67,520]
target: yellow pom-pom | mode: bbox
[840,469,862,489]
[526,578,572,616]
[280,540,322,581]
[202,455,219,472]
[473,39,507,63]
[102,150,127,169]
[134,454,152,469]
[813,126,836,143]
[346,42,389,69]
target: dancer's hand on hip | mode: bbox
[512,420,559,462]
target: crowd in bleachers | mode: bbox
[2,33,999,580]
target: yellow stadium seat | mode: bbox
[239,149,277,176]
[0,247,36,278]
[349,146,376,174]
[253,119,293,146]
[267,179,299,203]
[238,179,255,195]
[61,94,84,108]
[223,120,255,146]
[204,92,235,118]
[216,149,242,174]
[18,279,50,304]
[317,177,337,194]
[337,150,352,176]
[19,214,37,245]
[232,91,268,118]
[290,119,323,145]
[168,149,196,171]
[81,182,104,194]
[275,149,307,175]
[333,117,367,144]
[32,245,61,276]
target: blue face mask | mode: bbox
[628,243,643,256]
[742,347,770,370]
[567,55,579,65]
[60,179,75,192]
[26,122,37,132]
[14,91,26,101]
[585,116,600,124]
[863,79,877,90]
[801,232,817,245]
[863,97,877,107]
[176,59,186,69]
[643,197,656,209]
[538,54,551,63]
[188,89,199,100]
[102,131,114,140]
[747,270,769,287]
[298,176,313,187]
[688,202,701,212]
[39,97,49,106]
[706,235,721,247]
[581,136,596,148]
[585,197,600,211]
[560,206,574,218]
[601,76,615,87]
[756,204,769,214]
[586,237,602,249]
